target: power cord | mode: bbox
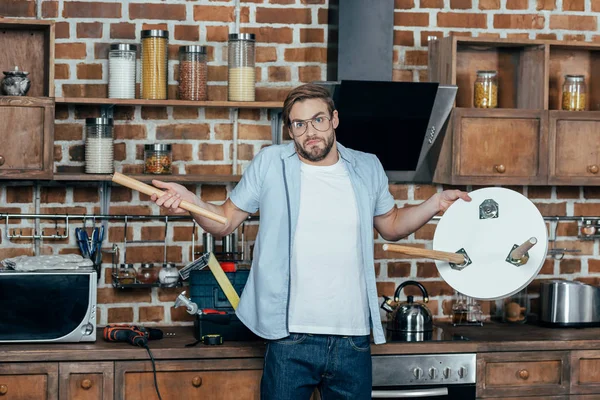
[144,344,163,400]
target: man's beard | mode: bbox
[294,131,335,162]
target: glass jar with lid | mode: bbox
[141,30,169,100]
[159,263,179,287]
[109,44,137,99]
[85,117,114,174]
[474,70,498,108]
[562,74,586,111]
[178,45,208,101]
[137,263,159,284]
[228,33,256,102]
[118,263,136,285]
[144,144,172,175]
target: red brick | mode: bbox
[299,28,324,44]
[394,31,415,46]
[394,12,430,27]
[300,0,325,3]
[268,66,291,82]
[131,3,186,20]
[77,22,103,39]
[7,187,33,203]
[54,145,62,161]
[494,14,545,29]
[236,143,255,161]
[173,107,199,120]
[241,27,292,44]
[299,66,322,82]
[76,63,103,80]
[156,124,210,140]
[198,144,224,161]
[73,187,99,203]
[395,0,415,9]
[318,7,328,23]
[257,47,278,63]
[506,0,528,8]
[139,307,164,323]
[392,69,414,81]
[55,64,70,80]
[62,84,107,98]
[284,47,327,63]
[200,186,228,202]
[55,43,87,60]
[55,22,70,39]
[450,0,472,9]
[193,5,235,22]
[107,307,134,323]
[594,0,600,11]
[562,0,585,11]
[256,7,312,24]
[110,23,135,39]
[479,0,500,8]
[41,1,58,18]
[55,123,83,141]
[175,25,200,42]
[438,12,487,28]
[0,0,35,17]
[114,125,147,140]
[388,262,411,277]
[141,107,168,120]
[564,34,586,41]
[63,1,121,18]
[206,26,229,42]
[142,23,168,31]
[537,0,556,9]
[405,50,428,66]
[550,15,597,31]
[389,185,409,199]
[559,259,581,275]
[536,33,557,39]
[172,144,193,161]
[185,164,232,175]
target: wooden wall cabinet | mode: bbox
[0,362,58,400]
[429,36,600,186]
[570,350,600,395]
[59,362,114,400]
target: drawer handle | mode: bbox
[81,379,93,390]
[0,155,4,166]
[192,376,203,387]
[518,369,529,380]
[0,384,7,395]
[494,164,506,174]
[588,165,599,174]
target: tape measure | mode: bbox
[202,334,223,346]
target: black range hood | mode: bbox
[320,0,457,183]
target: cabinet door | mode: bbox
[452,108,548,185]
[476,351,569,398]
[0,362,58,400]
[548,111,600,185]
[115,359,263,400]
[0,97,54,180]
[59,362,114,400]
[570,350,600,394]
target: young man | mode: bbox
[151,83,471,399]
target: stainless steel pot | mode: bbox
[383,280,433,333]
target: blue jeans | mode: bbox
[261,333,372,400]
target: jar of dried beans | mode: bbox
[144,144,172,175]
[474,70,498,108]
[562,74,586,111]
[178,45,208,101]
[228,33,256,102]
[141,30,168,100]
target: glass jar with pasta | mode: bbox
[474,70,498,108]
[144,144,172,175]
[141,30,168,100]
[562,74,586,111]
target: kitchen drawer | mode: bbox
[59,362,114,400]
[0,362,58,400]
[115,359,263,400]
[476,351,569,398]
[570,350,600,394]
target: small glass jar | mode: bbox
[118,263,136,284]
[562,74,586,111]
[228,33,256,102]
[178,45,208,101]
[141,30,169,100]
[144,144,172,175]
[159,263,179,287]
[137,263,159,284]
[503,287,528,324]
[109,44,137,99]
[474,70,498,108]
[85,117,114,174]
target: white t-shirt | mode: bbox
[288,158,370,335]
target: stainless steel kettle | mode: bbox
[381,280,433,333]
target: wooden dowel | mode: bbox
[510,237,537,261]
[382,243,466,264]
[111,172,228,225]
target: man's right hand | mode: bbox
[151,180,197,214]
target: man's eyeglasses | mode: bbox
[289,115,332,136]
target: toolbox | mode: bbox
[189,269,258,341]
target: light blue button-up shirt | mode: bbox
[230,141,395,344]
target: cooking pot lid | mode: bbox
[432,187,548,300]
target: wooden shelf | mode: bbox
[52,173,241,183]
[55,97,283,109]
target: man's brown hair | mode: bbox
[282,83,335,127]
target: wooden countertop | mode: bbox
[2,322,600,363]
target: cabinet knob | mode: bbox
[81,379,93,390]
[0,384,7,395]
[192,376,203,387]
[518,369,529,380]
[0,155,4,166]
[588,165,599,174]
[494,164,506,174]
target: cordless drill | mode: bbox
[103,324,163,347]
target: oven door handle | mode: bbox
[371,387,449,398]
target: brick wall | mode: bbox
[0,0,599,327]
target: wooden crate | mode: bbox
[0,19,55,97]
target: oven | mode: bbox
[372,354,476,399]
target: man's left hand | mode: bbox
[437,190,472,212]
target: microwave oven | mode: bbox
[0,269,97,343]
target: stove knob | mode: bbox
[429,367,438,379]
[443,367,451,379]
[413,367,423,379]
[458,366,468,379]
